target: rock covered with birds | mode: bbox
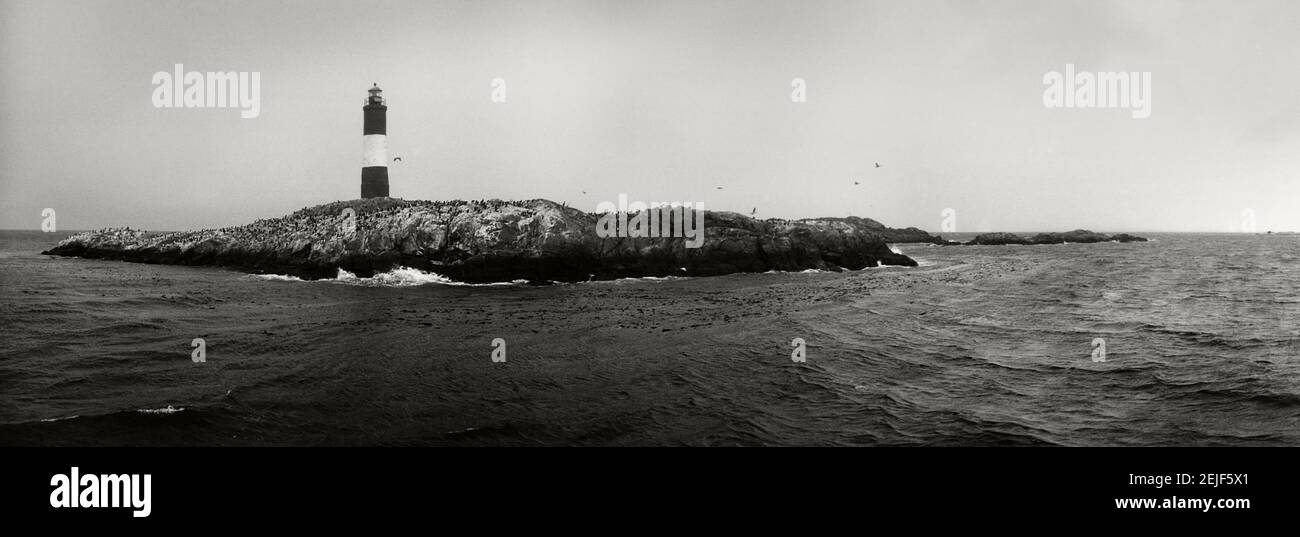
[43,198,934,283]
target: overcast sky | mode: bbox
[2,0,1297,232]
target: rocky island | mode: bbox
[935,230,1149,246]
[43,198,934,283]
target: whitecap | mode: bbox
[40,415,80,423]
[137,405,184,414]
[582,275,692,285]
[247,273,305,282]
[330,267,520,287]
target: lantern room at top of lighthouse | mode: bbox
[366,83,385,106]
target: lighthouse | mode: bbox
[361,83,389,198]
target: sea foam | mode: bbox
[137,405,184,414]
[331,267,522,287]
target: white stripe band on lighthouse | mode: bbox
[362,134,388,167]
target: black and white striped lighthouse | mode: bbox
[360,83,389,198]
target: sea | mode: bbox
[2,230,1297,446]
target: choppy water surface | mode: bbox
[2,230,1297,445]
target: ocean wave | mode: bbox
[759,263,917,276]
[865,261,921,269]
[580,275,692,285]
[247,267,525,287]
[40,415,81,423]
[247,273,305,282]
[137,405,185,414]
[332,267,525,287]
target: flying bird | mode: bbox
[874,162,881,168]
[393,156,403,162]
[716,186,724,190]
[854,181,860,185]
[751,208,757,215]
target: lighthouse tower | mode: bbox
[361,83,389,198]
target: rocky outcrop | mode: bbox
[1108,233,1150,243]
[952,229,1148,246]
[42,198,933,283]
[964,232,1027,246]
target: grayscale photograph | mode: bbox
[2,0,1297,456]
